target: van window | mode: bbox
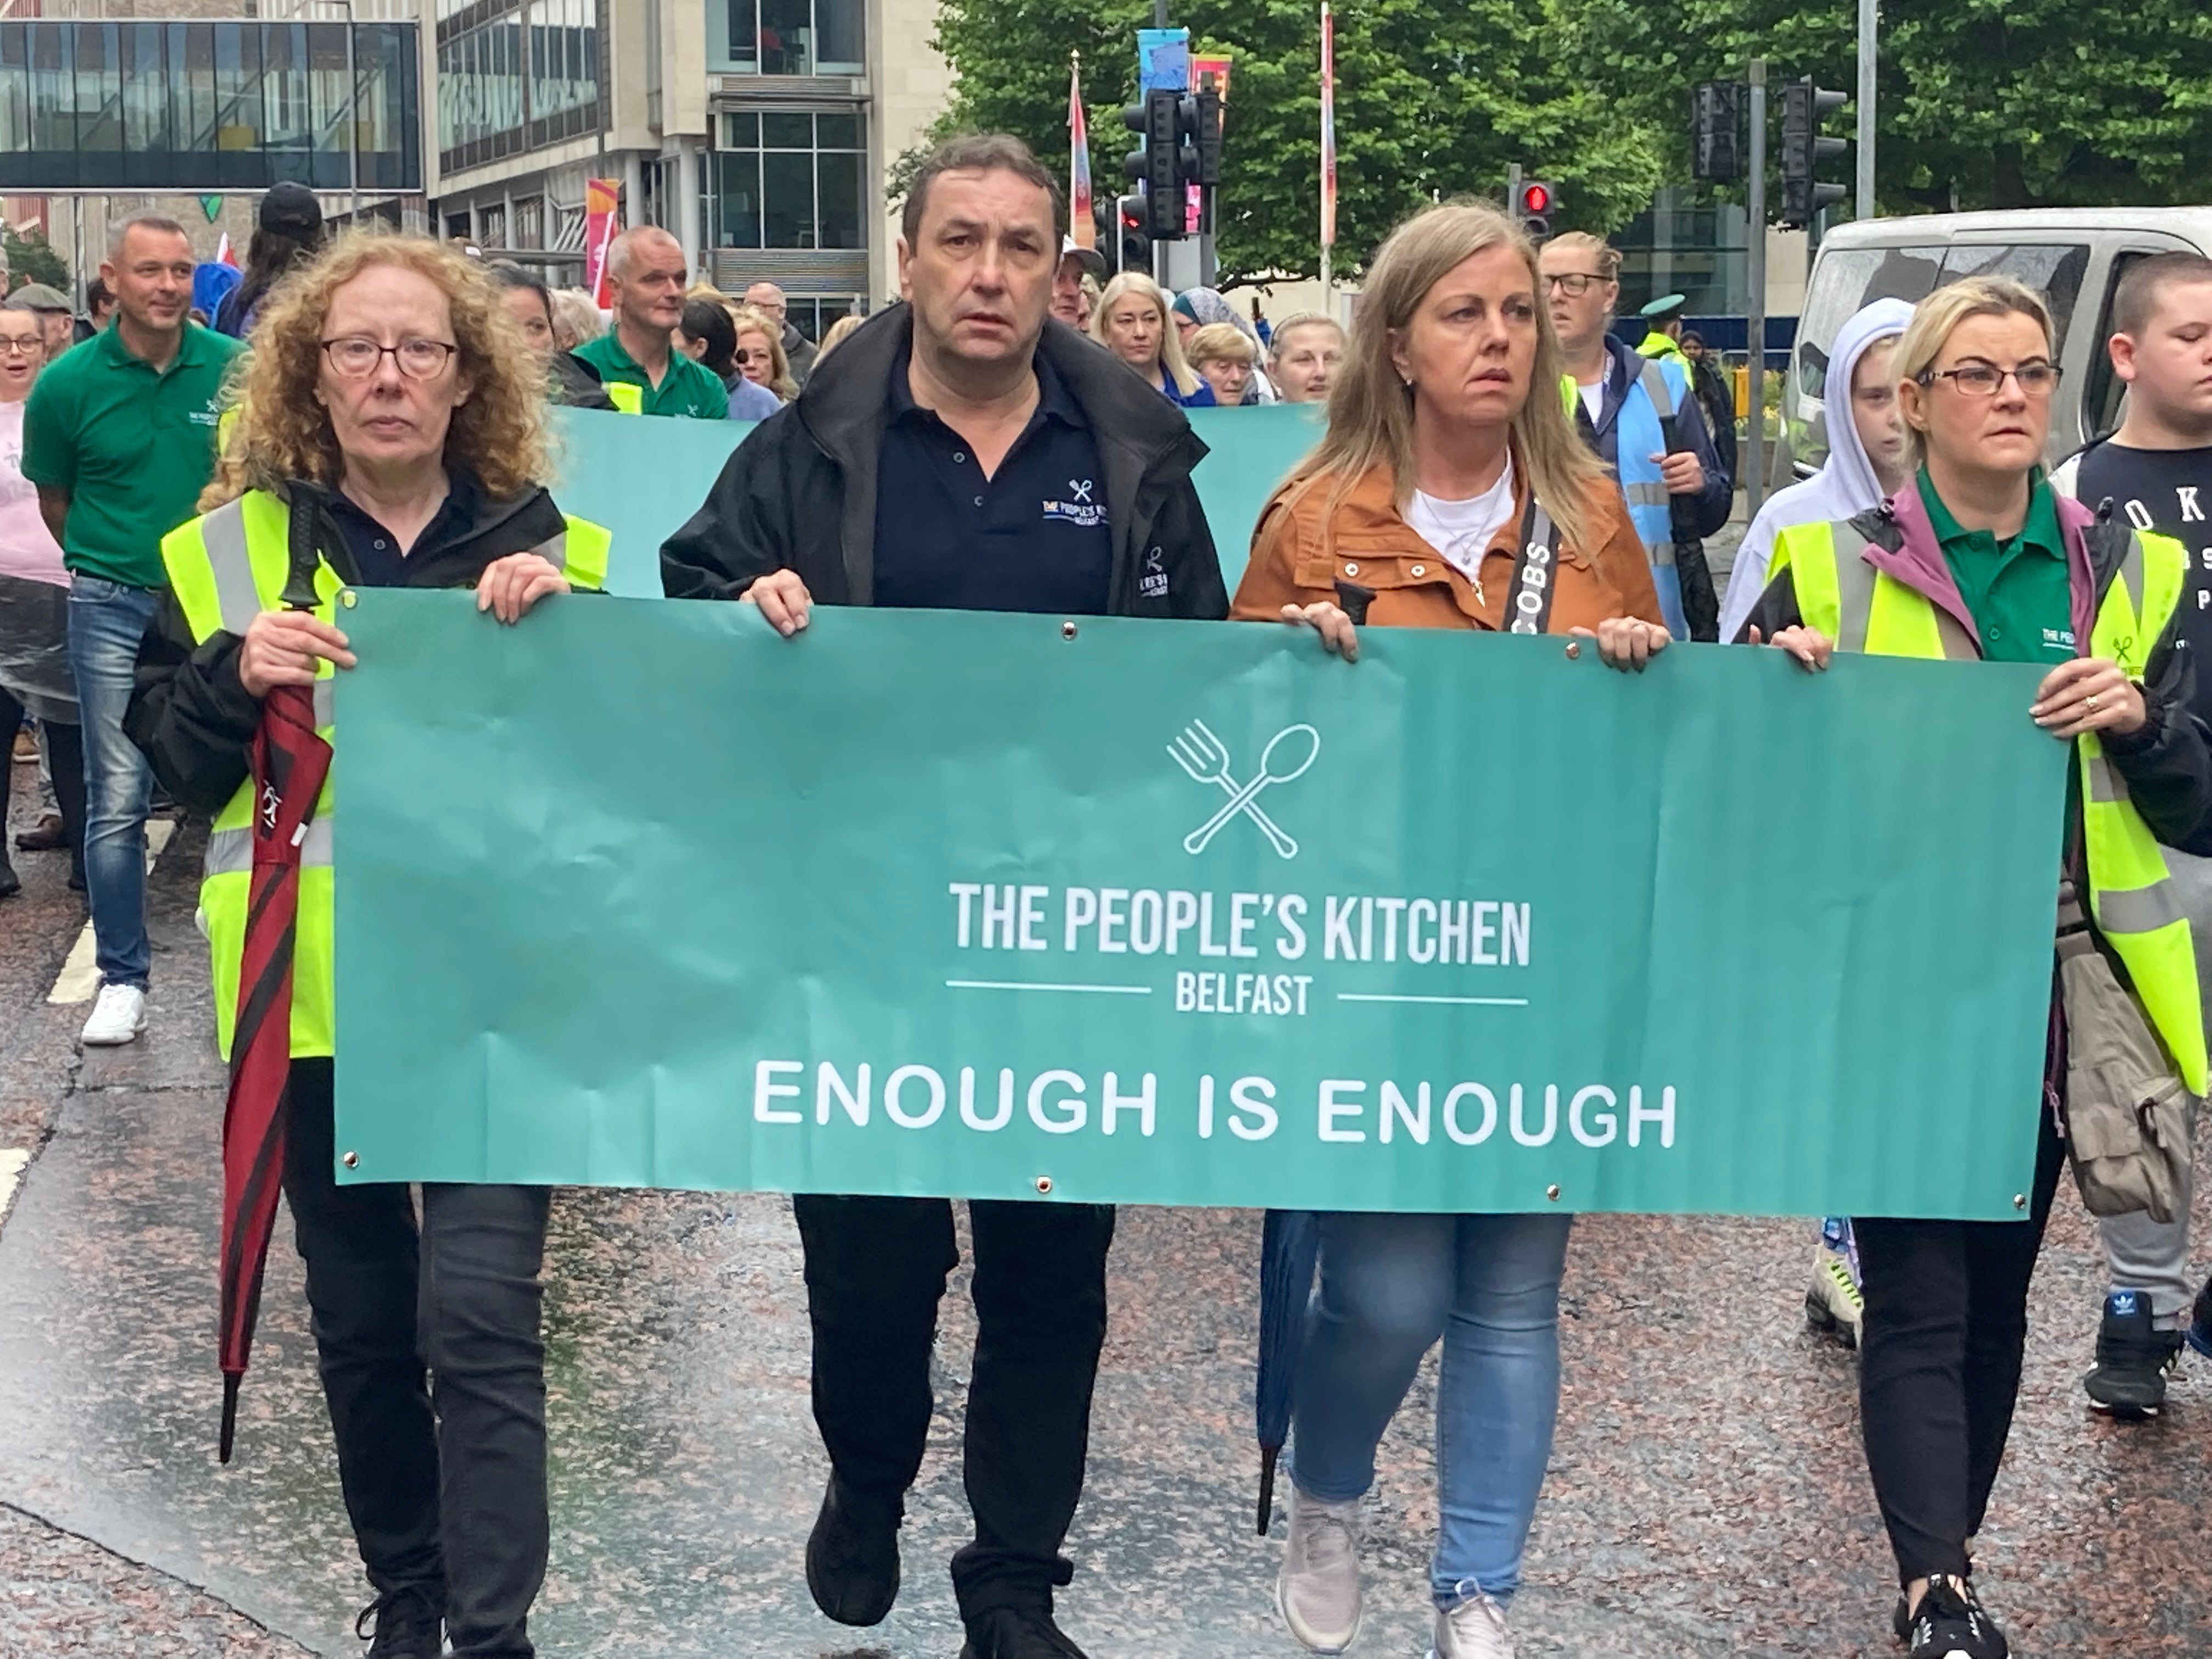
[1797,242,2091,401]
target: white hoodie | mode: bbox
[1719,298,1918,641]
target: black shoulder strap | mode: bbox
[1505,496,1560,635]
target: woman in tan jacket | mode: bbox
[1233,204,1664,657]
[1241,201,1667,1659]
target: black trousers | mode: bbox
[0,690,83,884]
[1854,1103,2068,1585]
[283,1059,552,1657]
[793,1194,1115,1620]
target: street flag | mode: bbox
[1319,3,1337,250]
[583,178,622,308]
[1069,54,1094,248]
[216,233,238,269]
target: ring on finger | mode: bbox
[2086,693,2101,713]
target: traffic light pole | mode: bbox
[1857,0,1877,220]
[1745,58,1767,521]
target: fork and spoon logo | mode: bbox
[1166,719,1322,859]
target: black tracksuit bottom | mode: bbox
[282,1059,551,1657]
[793,1194,1115,1620]
[1855,1097,2068,1586]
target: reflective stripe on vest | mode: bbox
[1778,518,2207,1094]
[1559,360,1690,637]
[158,488,612,1061]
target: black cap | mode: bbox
[259,181,323,236]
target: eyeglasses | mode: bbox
[1920,361,2062,398]
[1544,273,1606,296]
[0,337,41,357]
[320,336,460,380]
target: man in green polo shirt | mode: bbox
[571,227,727,420]
[1918,464,2076,664]
[21,213,244,1047]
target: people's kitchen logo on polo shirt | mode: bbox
[1042,477,1105,528]
[189,398,222,430]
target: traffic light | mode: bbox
[1780,77,1849,229]
[1192,84,1224,188]
[1692,82,1742,183]
[1104,193,1150,272]
[1511,179,1557,241]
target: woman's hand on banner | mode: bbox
[238,610,355,698]
[477,553,571,625]
[744,569,813,638]
[1748,623,1832,672]
[1279,601,1358,663]
[1573,617,1669,673]
[2033,657,2146,740]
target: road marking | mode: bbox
[47,817,177,1006]
[1336,992,1531,1007]
[0,1148,29,1219]
[946,980,1153,995]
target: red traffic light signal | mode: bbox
[1520,183,1551,215]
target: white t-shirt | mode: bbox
[1577,379,1606,426]
[1405,454,1516,584]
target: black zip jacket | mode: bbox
[1737,502,2212,856]
[658,305,1228,619]
[125,476,573,817]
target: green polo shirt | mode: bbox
[571,330,729,420]
[20,321,245,589]
[1917,467,2075,665]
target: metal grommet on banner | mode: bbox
[1061,621,1078,641]
[1546,1184,1561,1202]
[2013,1193,2027,1209]
[339,589,358,609]
[1563,641,1581,661]
[342,1151,360,1170]
[1034,1175,1054,1195]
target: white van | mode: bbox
[1786,208,2212,481]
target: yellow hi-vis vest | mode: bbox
[159,487,613,1060]
[1771,516,2208,1094]
[605,381,644,415]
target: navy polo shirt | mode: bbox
[872,348,1112,613]
[321,473,479,588]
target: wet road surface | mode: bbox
[3,755,2210,1658]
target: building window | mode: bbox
[711,0,862,76]
[479,201,507,249]
[437,0,601,174]
[0,18,420,193]
[514,194,545,250]
[445,210,473,241]
[709,109,863,250]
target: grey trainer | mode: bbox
[1431,1587,1514,1659]
[1276,1487,1362,1654]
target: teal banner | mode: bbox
[549,403,1320,597]
[333,594,2068,1220]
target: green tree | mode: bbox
[1573,0,2212,213]
[925,0,1666,284]
[2,228,71,296]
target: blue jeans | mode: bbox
[1290,1210,1573,1607]
[67,575,158,989]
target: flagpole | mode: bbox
[1318,2,1335,320]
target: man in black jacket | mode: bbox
[662,133,1224,1659]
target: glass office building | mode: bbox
[0,18,421,194]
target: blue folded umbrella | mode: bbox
[1255,1206,1321,1534]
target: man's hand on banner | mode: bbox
[239,610,356,698]
[2033,657,2146,740]
[477,552,572,625]
[1278,601,1358,662]
[1572,616,1670,673]
[743,569,814,638]
[1749,623,1833,672]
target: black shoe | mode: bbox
[2189,1276,2212,1361]
[1906,1576,2007,1658]
[2083,1289,2184,1417]
[14,812,63,852]
[805,1477,901,1627]
[354,1584,443,1658]
[0,860,18,900]
[958,1605,1091,1659]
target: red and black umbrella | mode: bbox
[217,501,335,1463]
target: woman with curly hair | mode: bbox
[125,232,611,1659]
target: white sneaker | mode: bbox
[1276,1487,1363,1654]
[1431,1588,1515,1658]
[80,983,148,1047]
